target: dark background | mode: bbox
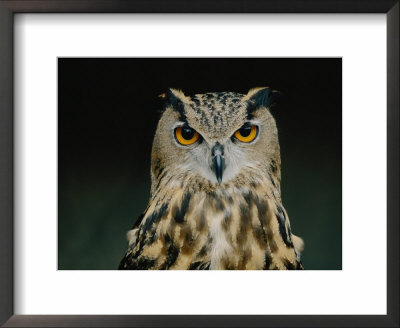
[58,58,342,270]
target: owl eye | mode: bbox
[175,126,200,145]
[234,124,258,143]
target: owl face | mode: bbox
[151,88,281,187]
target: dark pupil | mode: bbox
[239,125,252,137]
[181,127,195,140]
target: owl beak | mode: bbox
[212,143,225,184]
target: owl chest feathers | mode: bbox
[125,181,302,270]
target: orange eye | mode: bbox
[234,125,258,143]
[175,126,200,145]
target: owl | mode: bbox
[119,87,304,270]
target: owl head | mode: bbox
[151,87,282,192]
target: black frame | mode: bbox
[0,1,398,327]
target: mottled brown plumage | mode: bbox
[119,87,304,270]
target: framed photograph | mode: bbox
[0,1,398,327]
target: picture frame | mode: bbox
[0,0,398,327]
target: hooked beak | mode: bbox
[211,143,225,184]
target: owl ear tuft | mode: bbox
[160,88,190,119]
[244,87,282,115]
